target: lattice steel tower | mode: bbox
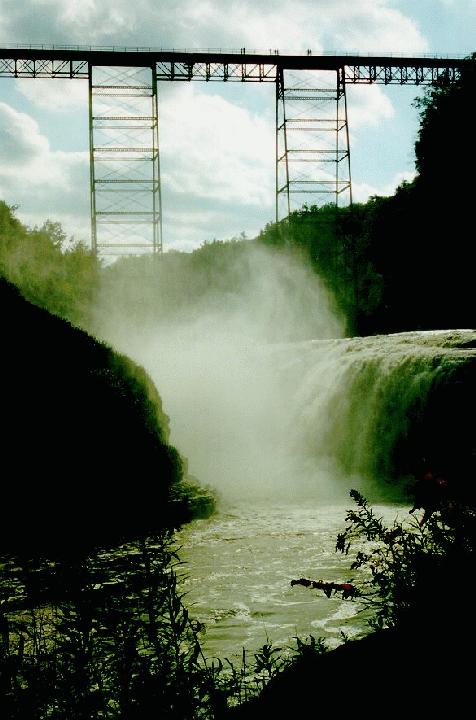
[88,65,162,256]
[276,66,352,222]
[0,47,465,259]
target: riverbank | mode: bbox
[225,621,473,717]
[223,486,476,716]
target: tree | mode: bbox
[336,488,476,632]
[0,202,99,328]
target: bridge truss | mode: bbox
[89,66,162,255]
[0,47,469,257]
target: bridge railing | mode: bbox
[0,45,471,258]
[0,43,471,60]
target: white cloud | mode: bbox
[352,169,416,203]
[15,78,88,112]
[0,0,428,54]
[318,0,429,54]
[0,0,438,249]
[0,102,49,162]
[0,102,89,235]
[160,85,275,206]
[161,205,252,251]
[347,84,395,130]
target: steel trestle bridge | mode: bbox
[0,46,470,257]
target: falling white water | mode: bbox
[92,244,476,659]
[277,330,476,494]
[93,244,345,502]
[93,244,476,503]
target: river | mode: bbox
[176,501,406,661]
[163,331,476,661]
[94,264,476,661]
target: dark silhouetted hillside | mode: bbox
[1,276,186,557]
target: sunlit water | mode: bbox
[95,268,476,662]
[176,501,406,660]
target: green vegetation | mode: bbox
[227,487,476,718]
[0,239,215,716]
[94,236,341,348]
[1,532,328,720]
[336,488,476,631]
[0,536,205,719]
[2,57,475,340]
[0,202,99,329]
[258,55,476,335]
[97,239,257,328]
[0,207,216,715]
[1,53,475,717]
[96,54,476,340]
[0,276,194,556]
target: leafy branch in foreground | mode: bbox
[204,634,328,710]
[290,578,358,599]
[335,488,476,631]
[0,530,332,719]
[0,535,221,720]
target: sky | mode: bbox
[0,0,474,252]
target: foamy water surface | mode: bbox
[176,502,405,660]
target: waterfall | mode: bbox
[93,246,476,504]
[280,331,476,498]
[99,323,476,503]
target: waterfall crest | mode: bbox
[282,330,476,497]
[93,245,476,503]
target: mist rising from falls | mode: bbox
[92,244,476,503]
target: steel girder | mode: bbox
[0,47,467,82]
[276,67,352,221]
[0,48,469,257]
[88,65,162,257]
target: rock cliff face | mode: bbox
[0,277,202,557]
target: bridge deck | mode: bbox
[0,46,470,83]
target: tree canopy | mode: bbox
[258,55,476,335]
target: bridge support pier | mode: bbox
[88,64,162,258]
[276,66,352,223]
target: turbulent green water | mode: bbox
[176,502,407,660]
[171,331,476,659]
[284,329,476,488]
[102,315,476,659]
[140,328,476,503]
